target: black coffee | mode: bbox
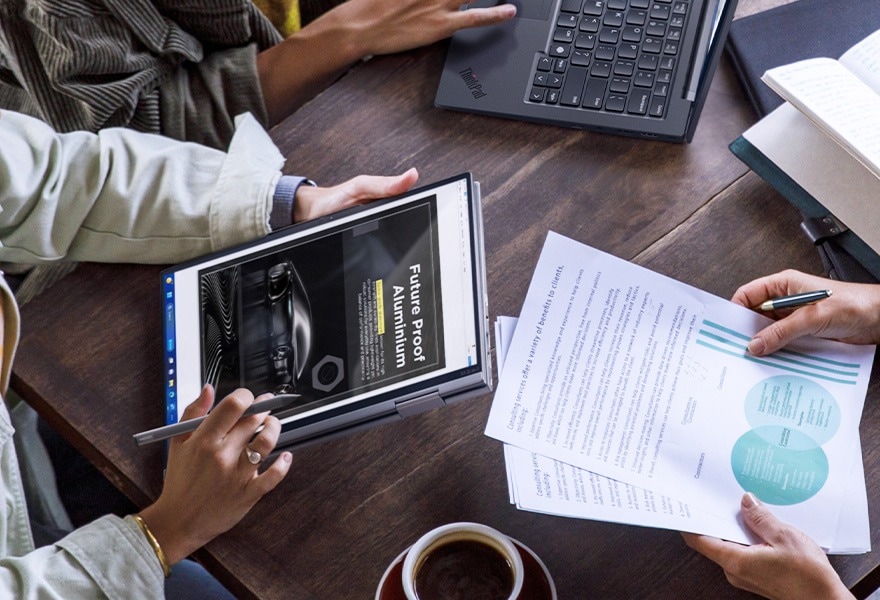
[414,539,514,600]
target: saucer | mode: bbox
[375,538,556,600]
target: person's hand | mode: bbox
[329,0,517,58]
[732,269,880,355]
[138,386,292,565]
[292,168,420,222]
[257,1,516,123]
[682,493,853,600]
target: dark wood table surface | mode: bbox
[13,0,880,598]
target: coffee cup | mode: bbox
[400,522,525,600]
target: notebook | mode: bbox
[160,173,492,449]
[435,0,738,142]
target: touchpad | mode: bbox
[466,0,553,21]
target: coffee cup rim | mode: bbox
[400,522,525,600]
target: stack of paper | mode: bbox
[487,232,874,553]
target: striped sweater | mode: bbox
[0,0,283,148]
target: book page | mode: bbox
[762,58,880,178]
[485,232,874,550]
[840,29,880,95]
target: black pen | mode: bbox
[133,393,299,446]
[758,289,832,312]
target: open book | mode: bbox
[761,29,880,178]
[733,29,880,271]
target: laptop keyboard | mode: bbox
[528,0,691,118]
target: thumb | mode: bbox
[381,168,419,197]
[740,492,785,544]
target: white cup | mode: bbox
[400,522,525,600]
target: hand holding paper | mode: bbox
[488,232,874,552]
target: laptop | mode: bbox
[159,173,491,450]
[435,0,738,142]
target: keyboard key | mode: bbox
[653,82,668,97]
[627,89,650,114]
[550,43,571,57]
[571,50,592,66]
[606,0,627,9]
[663,41,679,54]
[560,66,588,105]
[649,94,666,117]
[659,56,675,70]
[546,89,561,104]
[557,14,579,27]
[634,70,655,87]
[582,78,607,108]
[529,87,546,102]
[579,16,600,32]
[626,10,647,24]
[603,11,624,27]
[547,73,565,88]
[537,57,553,71]
[669,15,684,27]
[619,42,639,58]
[630,0,650,7]
[561,0,583,12]
[614,60,634,76]
[642,37,662,53]
[649,4,670,19]
[667,27,682,41]
[583,0,604,15]
[622,26,642,43]
[575,33,597,49]
[672,1,688,14]
[609,77,630,93]
[533,72,549,86]
[591,61,612,77]
[605,94,627,112]
[656,69,672,84]
[595,44,616,61]
[646,20,666,35]
[554,27,575,43]
[637,54,658,70]
[554,58,569,72]
[599,28,621,43]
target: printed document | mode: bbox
[486,232,874,550]
[495,316,870,553]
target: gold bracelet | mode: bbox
[132,514,172,578]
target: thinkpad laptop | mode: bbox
[159,174,491,449]
[436,0,738,142]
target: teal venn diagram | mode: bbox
[730,375,839,505]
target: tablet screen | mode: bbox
[162,174,486,435]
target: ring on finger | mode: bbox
[245,447,262,465]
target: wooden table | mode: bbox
[13,0,880,598]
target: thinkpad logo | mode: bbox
[459,67,487,99]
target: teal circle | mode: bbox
[730,427,828,505]
[744,375,839,446]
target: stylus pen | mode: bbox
[758,289,832,312]
[133,393,300,446]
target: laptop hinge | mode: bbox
[395,392,445,418]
